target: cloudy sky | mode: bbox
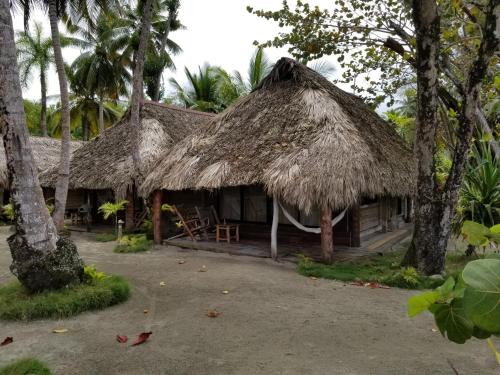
[12,0,338,101]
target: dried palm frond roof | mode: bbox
[141,58,415,212]
[0,136,85,189]
[39,101,213,199]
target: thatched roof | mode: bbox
[39,101,213,198]
[0,136,85,189]
[141,58,415,212]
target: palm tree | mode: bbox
[149,0,181,101]
[233,47,274,94]
[0,0,83,291]
[68,12,131,134]
[16,22,53,136]
[15,0,113,230]
[170,64,230,113]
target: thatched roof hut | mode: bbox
[141,58,414,213]
[0,136,85,189]
[39,101,214,198]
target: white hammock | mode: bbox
[278,202,347,234]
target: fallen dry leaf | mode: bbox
[159,281,166,286]
[52,329,68,333]
[221,290,229,295]
[131,332,152,346]
[309,276,318,280]
[431,328,437,333]
[0,337,13,346]
[116,335,128,343]
[143,309,149,314]
[198,265,207,272]
[207,310,220,318]
[177,260,185,265]
[349,281,390,289]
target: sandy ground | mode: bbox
[0,227,497,375]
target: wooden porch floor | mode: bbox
[164,224,413,262]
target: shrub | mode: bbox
[0,358,52,375]
[381,267,420,288]
[0,273,130,321]
[95,233,117,242]
[114,234,152,253]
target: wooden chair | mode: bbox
[167,205,210,242]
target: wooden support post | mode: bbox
[350,204,361,247]
[270,196,279,260]
[320,205,333,263]
[86,189,92,232]
[153,190,162,245]
[125,187,135,231]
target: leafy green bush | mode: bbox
[454,142,499,234]
[2,202,14,221]
[83,265,106,283]
[297,246,470,290]
[0,274,130,321]
[114,234,152,253]
[381,267,420,288]
[0,358,52,375]
[95,232,117,242]
[408,220,500,364]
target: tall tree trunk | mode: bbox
[0,0,83,292]
[98,96,104,135]
[402,0,442,274]
[40,70,48,137]
[152,9,175,102]
[403,0,499,275]
[48,0,71,231]
[82,118,89,141]
[130,0,154,181]
[320,206,333,263]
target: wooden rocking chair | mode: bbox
[167,205,210,242]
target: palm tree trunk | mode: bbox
[40,70,48,136]
[82,118,89,141]
[152,11,174,102]
[48,0,72,231]
[130,0,154,180]
[98,96,104,135]
[0,0,83,292]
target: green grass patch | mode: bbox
[297,248,472,289]
[114,234,152,253]
[95,232,117,242]
[0,358,52,375]
[0,274,130,321]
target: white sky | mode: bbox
[12,0,340,101]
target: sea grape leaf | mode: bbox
[429,299,473,344]
[472,326,492,340]
[436,277,455,299]
[408,290,440,317]
[462,259,500,333]
[131,332,152,346]
[0,337,13,346]
[461,221,490,246]
[116,335,128,343]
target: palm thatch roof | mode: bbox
[39,101,214,198]
[141,58,415,212]
[0,136,85,189]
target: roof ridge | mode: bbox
[142,100,216,117]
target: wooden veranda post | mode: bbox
[125,187,135,231]
[320,205,333,263]
[270,196,279,260]
[350,204,361,247]
[152,190,162,245]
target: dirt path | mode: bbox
[0,227,497,374]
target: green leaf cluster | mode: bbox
[408,258,499,344]
[98,200,128,220]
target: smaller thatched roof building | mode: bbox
[0,136,85,189]
[141,58,414,212]
[39,101,214,198]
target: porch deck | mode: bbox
[164,224,413,262]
